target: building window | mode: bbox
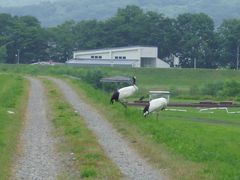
[114,56,126,60]
[99,56,102,59]
[91,56,94,59]
[95,56,98,59]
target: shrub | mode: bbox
[221,80,240,97]
[201,81,224,96]
[198,80,240,99]
[82,70,107,89]
[189,85,201,96]
[169,86,181,97]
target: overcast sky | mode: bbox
[0,0,60,7]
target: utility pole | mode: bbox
[237,44,239,70]
[17,49,20,64]
[194,58,196,69]
[192,46,197,69]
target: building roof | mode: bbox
[66,59,138,67]
[73,45,157,53]
[100,76,133,84]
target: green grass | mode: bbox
[1,64,240,88]
[3,64,240,101]
[42,79,122,179]
[1,65,240,179]
[0,74,28,180]
[146,109,240,179]
[65,77,240,180]
[2,64,240,101]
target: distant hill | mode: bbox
[0,0,240,26]
[0,0,59,7]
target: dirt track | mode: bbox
[49,77,165,180]
[13,76,165,180]
[14,77,60,180]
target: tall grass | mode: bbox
[0,74,28,179]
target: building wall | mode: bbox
[141,58,156,67]
[72,46,170,68]
[74,48,141,60]
[111,49,139,60]
[140,47,157,58]
[74,51,110,59]
[173,55,180,67]
[156,58,170,68]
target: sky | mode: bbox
[0,0,59,7]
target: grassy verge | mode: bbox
[0,74,28,180]
[65,77,240,180]
[1,65,240,179]
[2,64,240,101]
[42,79,122,179]
[1,64,240,89]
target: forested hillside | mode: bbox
[0,0,240,26]
[1,6,240,69]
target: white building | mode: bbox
[173,55,180,67]
[66,46,170,68]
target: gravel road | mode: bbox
[49,77,165,180]
[14,77,60,180]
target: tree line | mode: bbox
[0,5,240,68]
[1,0,239,26]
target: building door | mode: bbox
[140,58,156,67]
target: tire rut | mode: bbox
[48,77,165,180]
[13,77,60,180]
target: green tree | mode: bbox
[217,19,240,68]
[101,6,177,58]
[47,20,76,62]
[143,11,177,58]
[0,45,7,63]
[74,20,105,50]
[175,13,217,68]
[1,14,48,64]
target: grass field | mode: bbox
[1,64,240,179]
[1,64,240,87]
[2,64,240,99]
[43,79,122,179]
[0,74,28,180]
[66,77,240,180]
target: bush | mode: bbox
[201,81,224,96]
[82,70,107,89]
[198,80,240,100]
[221,80,240,97]
[189,85,201,96]
[169,86,181,97]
